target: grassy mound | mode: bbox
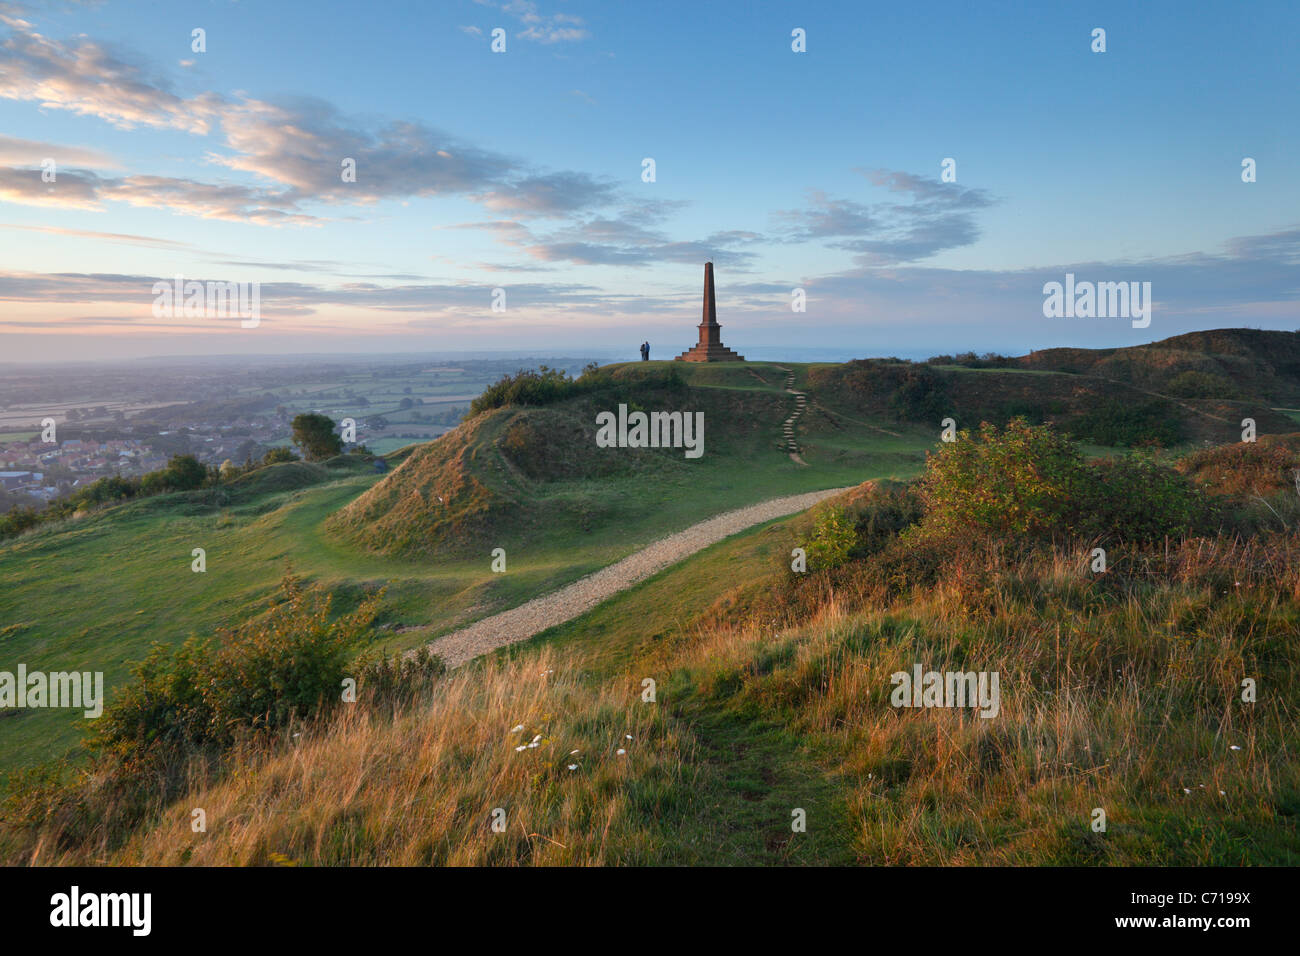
[327,371,792,558]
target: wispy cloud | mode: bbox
[473,0,591,44]
[775,171,996,264]
[0,134,116,167]
[0,222,193,248]
[0,17,611,224]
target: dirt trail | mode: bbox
[420,487,848,667]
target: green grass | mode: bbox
[0,359,1156,776]
[365,436,432,455]
[0,418,927,776]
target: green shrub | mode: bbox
[262,446,299,465]
[910,418,1211,546]
[90,576,383,768]
[1164,370,1239,399]
[913,418,1088,541]
[887,365,950,422]
[1079,455,1210,542]
[471,365,591,415]
[849,484,924,553]
[1069,398,1184,447]
[806,504,857,570]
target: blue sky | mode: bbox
[0,0,1296,361]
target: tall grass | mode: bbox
[5,522,1295,865]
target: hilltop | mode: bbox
[328,331,1298,560]
[1013,328,1300,404]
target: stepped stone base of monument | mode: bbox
[675,344,745,362]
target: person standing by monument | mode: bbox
[640,341,649,361]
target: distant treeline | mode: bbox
[923,352,1017,368]
[470,363,687,415]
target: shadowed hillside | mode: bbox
[1015,328,1300,404]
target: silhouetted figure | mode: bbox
[640,341,649,361]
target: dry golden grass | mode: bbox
[7,525,1298,866]
[43,648,688,866]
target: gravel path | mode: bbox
[421,487,848,667]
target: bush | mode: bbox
[1165,370,1239,399]
[1069,398,1184,448]
[806,504,857,570]
[913,418,1088,541]
[1079,455,1210,542]
[470,365,593,415]
[887,365,950,422]
[262,446,299,465]
[849,484,925,554]
[90,576,383,769]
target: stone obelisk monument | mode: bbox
[675,261,744,362]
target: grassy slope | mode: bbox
[0,363,931,774]
[69,485,1299,866]
[5,339,1298,780]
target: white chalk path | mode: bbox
[421,488,848,667]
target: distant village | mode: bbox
[0,355,597,514]
[0,411,293,505]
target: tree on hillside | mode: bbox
[164,454,208,491]
[262,446,299,466]
[291,413,343,461]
